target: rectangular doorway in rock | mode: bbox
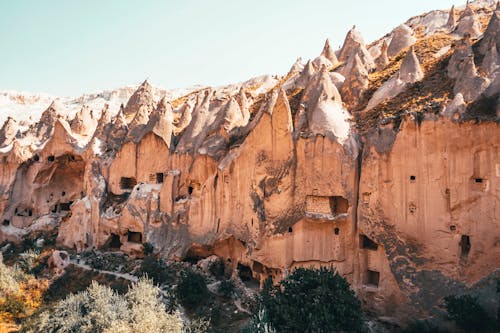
[120,177,137,190]
[109,233,122,249]
[365,270,380,287]
[460,235,471,257]
[306,195,349,216]
[127,231,142,243]
[156,173,164,184]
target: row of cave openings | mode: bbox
[105,231,143,249]
[119,173,164,191]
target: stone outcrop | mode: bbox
[454,3,481,38]
[454,55,490,102]
[446,5,458,31]
[387,24,416,57]
[1,0,499,326]
[448,34,474,79]
[340,54,369,110]
[398,46,424,83]
[375,40,389,71]
[320,38,338,65]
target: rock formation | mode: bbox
[0,0,499,326]
[320,38,339,65]
[398,46,424,83]
[375,40,389,71]
[446,5,457,31]
[387,24,416,57]
[454,3,482,38]
[340,54,369,110]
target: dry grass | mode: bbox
[355,33,456,133]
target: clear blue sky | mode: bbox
[0,0,464,96]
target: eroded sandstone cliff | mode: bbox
[0,0,499,322]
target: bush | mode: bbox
[18,249,40,274]
[208,258,225,278]
[177,270,209,309]
[21,278,184,333]
[138,256,175,286]
[258,267,364,333]
[217,279,235,298]
[143,242,155,256]
[444,294,495,331]
[241,308,276,333]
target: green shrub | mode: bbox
[176,270,209,309]
[18,249,40,273]
[208,258,225,278]
[217,279,235,298]
[258,267,364,332]
[241,308,276,333]
[444,294,494,332]
[143,242,155,256]
[138,256,175,286]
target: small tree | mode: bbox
[176,270,209,310]
[21,278,184,333]
[258,267,363,332]
[444,294,494,332]
[138,256,175,286]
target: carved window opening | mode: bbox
[33,154,39,162]
[156,172,164,184]
[47,155,55,162]
[252,261,264,274]
[188,186,194,195]
[334,227,340,235]
[450,225,456,231]
[474,178,483,183]
[59,201,73,211]
[3,220,10,226]
[61,191,66,197]
[365,270,380,287]
[120,177,137,190]
[237,263,253,282]
[460,235,471,257]
[360,235,378,251]
[410,175,416,182]
[306,195,349,215]
[127,231,142,244]
[288,227,293,233]
[330,196,348,214]
[109,233,122,249]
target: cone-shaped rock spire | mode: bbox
[387,24,416,57]
[448,34,473,79]
[398,46,423,83]
[479,9,500,55]
[341,54,369,110]
[446,5,457,31]
[375,40,390,71]
[454,3,481,38]
[321,39,339,65]
[123,80,155,122]
[300,67,351,143]
[454,55,490,102]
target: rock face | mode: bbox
[0,0,499,325]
